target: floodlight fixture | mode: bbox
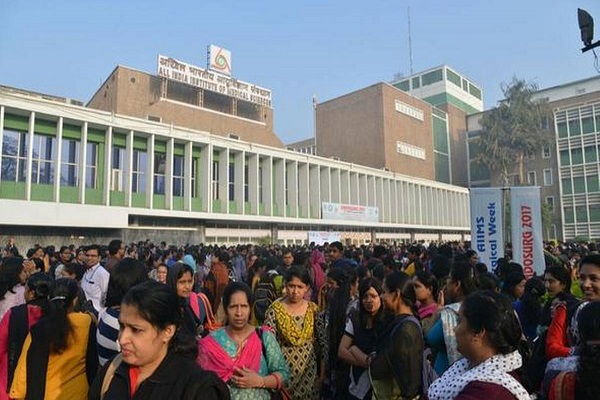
[579,8,600,52]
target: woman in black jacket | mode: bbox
[88,280,229,400]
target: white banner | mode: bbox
[321,202,379,223]
[208,45,232,76]
[157,55,271,107]
[510,186,545,279]
[470,188,504,271]
[308,231,341,245]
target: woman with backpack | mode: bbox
[368,271,424,400]
[10,278,97,399]
[0,273,52,400]
[197,282,289,399]
[167,263,217,340]
[428,291,530,400]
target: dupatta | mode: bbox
[197,328,262,382]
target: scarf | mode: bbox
[440,302,461,365]
[309,250,326,293]
[418,303,437,320]
[197,329,262,382]
[271,300,316,346]
[428,350,530,400]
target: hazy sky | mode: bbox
[1,1,598,143]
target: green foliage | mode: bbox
[473,77,551,185]
[541,202,553,239]
[256,235,272,246]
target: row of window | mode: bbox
[559,146,600,166]
[561,175,600,195]
[556,105,600,138]
[1,130,96,187]
[564,204,600,223]
[526,169,554,186]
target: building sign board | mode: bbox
[322,202,379,223]
[396,141,426,160]
[395,100,424,121]
[208,45,232,76]
[157,54,271,107]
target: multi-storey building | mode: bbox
[467,75,600,241]
[0,83,470,248]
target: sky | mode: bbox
[1,1,599,144]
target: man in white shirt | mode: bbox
[81,244,110,312]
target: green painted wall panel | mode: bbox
[85,189,103,205]
[192,198,202,212]
[173,196,184,211]
[244,202,251,214]
[153,195,166,209]
[229,201,237,214]
[60,187,79,203]
[3,114,29,131]
[423,93,479,115]
[113,133,126,147]
[132,193,146,208]
[133,136,148,150]
[35,119,56,135]
[155,141,167,153]
[193,147,202,157]
[31,184,54,202]
[259,203,266,216]
[174,144,185,156]
[88,128,106,143]
[0,182,26,199]
[213,200,222,213]
[110,191,126,206]
[63,124,81,140]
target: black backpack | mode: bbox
[253,275,278,324]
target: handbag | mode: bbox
[256,327,292,400]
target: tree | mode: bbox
[473,78,551,186]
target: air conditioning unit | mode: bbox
[111,169,124,191]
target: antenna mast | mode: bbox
[408,7,413,75]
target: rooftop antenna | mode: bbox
[408,6,414,75]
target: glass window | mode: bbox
[545,196,554,212]
[132,150,147,193]
[527,171,536,185]
[61,139,79,187]
[421,69,443,86]
[469,83,482,100]
[173,155,184,197]
[1,130,29,182]
[244,164,249,202]
[31,134,56,185]
[258,165,263,203]
[562,178,573,195]
[446,69,462,87]
[585,146,598,163]
[582,116,595,134]
[543,169,553,186]
[569,119,581,136]
[576,205,588,223]
[564,206,574,223]
[111,147,126,192]
[590,204,600,222]
[571,148,584,165]
[560,149,570,166]
[542,146,551,159]
[212,160,219,200]
[411,77,420,89]
[191,158,198,198]
[587,175,600,192]
[154,154,166,195]
[395,80,410,91]
[557,122,568,138]
[85,143,97,189]
[574,176,586,193]
[229,163,235,201]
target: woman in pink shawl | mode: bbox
[309,250,326,302]
[198,282,290,400]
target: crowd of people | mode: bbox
[0,237,599,399]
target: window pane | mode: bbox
[61,164,78,186]
[1,158,16,181]
[86,167,96,188]
[576,205,588,222]
[562,178,572,195]
[582,116,595,134]
[557,122,568,138]
[574,177,586,193]
[560,150,570,166]
[564,206,574,223]
[590,205,600,222]
[569,119,581,136]
[585,146,597,163]
[571,148,584,165]
[587,175,599,192]
[1,130,20,156]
